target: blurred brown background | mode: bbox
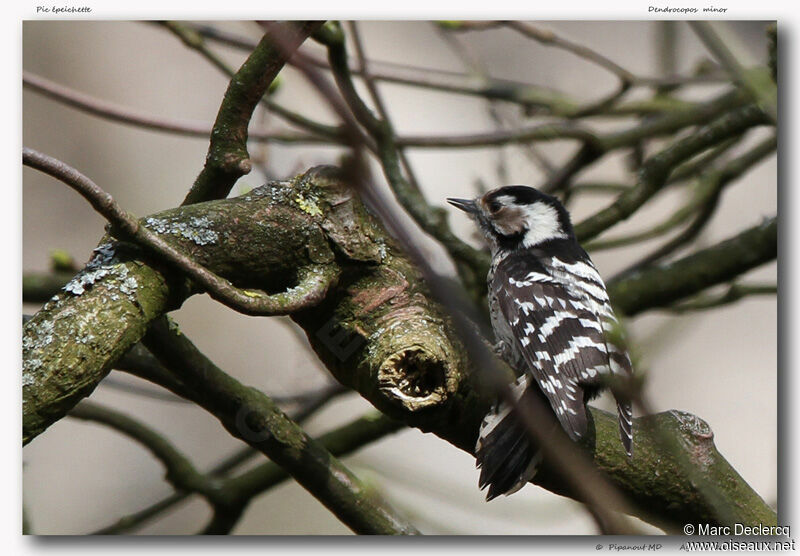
[22,21,776,534]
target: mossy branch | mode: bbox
[91,381,348,535]
[179,21,324,204]
[23,167,775,529]
[23,147,340,317]
[608,217,776,316]
[141,316,418,535]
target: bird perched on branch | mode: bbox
[447,186,634,500]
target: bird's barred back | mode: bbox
[489,251,633,453]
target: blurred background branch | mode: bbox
[22,19,777,535]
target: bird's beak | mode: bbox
[447,198,478,214]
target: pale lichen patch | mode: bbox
[63,243,123,296]
[64,262,138,300]
[145,215,219,246]
[119,276,139,295]
[64,267,112,295]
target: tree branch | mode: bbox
[23,147,340,316]
[608,217,777,316]
[585,134,776,252]
[280,33,638,531]
[666,283,776,313]
[316,23,490,300]
[91,381,348,535]
[68,401,217,497]
[162,22,342,143]
[504,21,635,84]
[141,316,419,535]
[23,167,775,530]
[689,21,777,123]
[204,411,404,534]
[185,22,730,117]
[23,71,327,144]
[177,21,324,204]
[575,104,770,242]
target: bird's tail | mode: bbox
[475,375,542,500]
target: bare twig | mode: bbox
[348,21,423,194]
[170,21,325,204]
[313,23,490,300]
[610,135,776,276]
[689,21,777,123]
[586,135,776,252]
[568,182,632,196]
[574,104,769,242]
[68,401,217,497]
[204,410,404,534]
[23,72,324,144]
[446,20,730,91]
[608,217,777,316]
[504,21,636,84]
[397,123,597,148]
[91,380,350,535]
[665,283,776,313]
[185,21,730,115]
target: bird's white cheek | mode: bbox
[521,204,567,247]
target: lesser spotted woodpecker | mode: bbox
[447,186,633,500]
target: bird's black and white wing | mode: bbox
[495,253,633,454]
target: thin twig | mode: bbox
[24,70,753,155]
[91,381,350,535]
[314,23,490,300]
[665,283,776,313]
[689,21,777,123]
[610,135,776,276]
[568,182,632,196]
[348,21,423,194]
[98,374,191,404]
[68,401,217,498]
[574,104,769,242]
[585,135,776,252]
[397,123,597,148]
[23,72,324,144]
[205,410,404,533]
[446,20,730,90]
[544,86,745,195]
[607,217,777,316]
[504,21,635,85]
[185,21,730,113]
[167,21,325,204]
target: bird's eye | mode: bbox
[488,200,502,214]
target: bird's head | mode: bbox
[447,185,574,254]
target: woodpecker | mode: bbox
[447,186,633,500]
